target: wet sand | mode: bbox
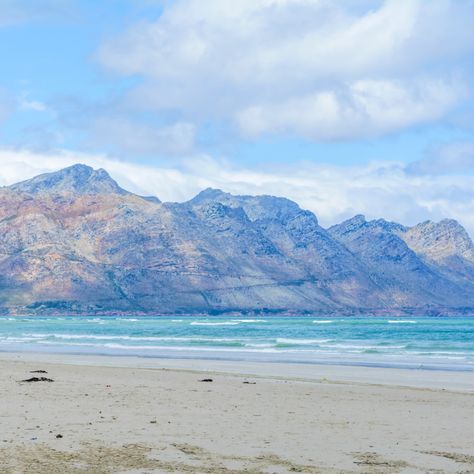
[1,352,473,473]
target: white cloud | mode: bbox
[89,118,196,156]
[407,142,474,175]
[237,78,464,139]
[19,93,48,112]
[98,0,474,140]
[20,100,47,112]
[2,146,474,237]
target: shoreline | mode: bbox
[1,353,474,472]
[2,350,474,391]
[2,315,474,375]
[3,308,474,316]
[2,316,473,471]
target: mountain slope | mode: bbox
[188,190,384,309]
[400,219,474,288]
[1,165,474,315]
[328,216,474,309]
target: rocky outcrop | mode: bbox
[1,164,474,315]
[400,219,474,288]
[9,164,129,196]
[328,216,474,309]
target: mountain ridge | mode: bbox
[1,165,474,316]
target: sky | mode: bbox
[1,0,474,233]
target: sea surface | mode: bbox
[1,315,474,371]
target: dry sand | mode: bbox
[0,353,473,473]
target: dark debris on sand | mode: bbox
[20,377,54,383]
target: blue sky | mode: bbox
[2,0,474,233]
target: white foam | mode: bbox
[0,336,41,343]
[313,320,334,324]
[34,340,284,353]
[190,321,240,326]
[388,320,417,324]
[23,333,253,344]
[231,319,267,323]
[244,343,275,348]
[318,343,405,350]
[276,338,331,345]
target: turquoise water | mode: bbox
[1,316,474,371]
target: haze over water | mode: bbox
[1,316,473,371]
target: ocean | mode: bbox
[1,315,473,371]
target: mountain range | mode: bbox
[1,164,474,316]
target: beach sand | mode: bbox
[0,353,473,473]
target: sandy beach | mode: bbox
[1,353,473,473]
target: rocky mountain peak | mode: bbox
[190,189,311,224]
[328,215,366,237]
[329,215,407,238]
[370,218,407,233]
[401,218,474,262]
[189,188,228,204]
[8,164,128,196]
[238,195,308,223]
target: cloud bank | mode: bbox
[2,147,474,237]
[1,1,474,239]
[98,0,474,140]
[408,142,474,176]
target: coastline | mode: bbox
[2,350,474,391]
[4,308,474,316]
[1,352,474,473]
[2,315,474,374]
